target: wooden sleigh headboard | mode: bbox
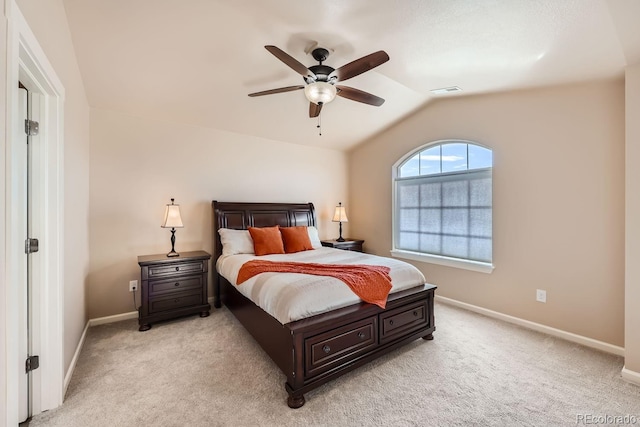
[211,201,317,306]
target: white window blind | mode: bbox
[394,165,492,263]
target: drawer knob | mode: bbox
[322,345,331,354]
[413,311,418,316]
[389,320,394,326]
[357,331,365,339]
[174,298,179,303]
[174,282,180,287]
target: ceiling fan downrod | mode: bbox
[316,102,323,136]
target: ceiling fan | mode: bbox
[248,45,390,118]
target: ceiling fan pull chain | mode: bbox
[317,110,322,136]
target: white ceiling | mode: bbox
[62,0,640,151]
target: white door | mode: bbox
[18,83,39,423]
[17,85,29,422]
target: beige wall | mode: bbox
[625,63,640,371]
[15,0,91,374]
[88,108,348,318]
[349,80,625,346]
[1,0,9,420]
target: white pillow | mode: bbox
[218,228,255,256]
[307,226,322,249]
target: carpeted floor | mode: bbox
[27,302,640,426]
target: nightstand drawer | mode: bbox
[148,290,203,314]
[149,276,202,295]
[148,261,204,278]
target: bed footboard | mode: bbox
[221,275,435,408]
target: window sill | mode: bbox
[390,249,494,274]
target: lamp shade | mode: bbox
[161,200,183,228]
[304,82,337,105]
[332,203,349,223]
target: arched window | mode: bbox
[392,140,494,273]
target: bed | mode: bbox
[212,201,436,408]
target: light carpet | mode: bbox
[27,302,640,426]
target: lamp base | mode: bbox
[167,228,180,257]
[336,221,345,242]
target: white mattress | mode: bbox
[216,247,427,324]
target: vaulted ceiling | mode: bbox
[62,0,640,151]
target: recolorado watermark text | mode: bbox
[576,414,638,425]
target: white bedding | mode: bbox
[216,247,427,324]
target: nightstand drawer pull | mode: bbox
[175,282,180,287]
[323,345,331,354]
[358,331,365,339]
[389,320,394,326]
[174,298,180,303]
[413,311,418,316]
[175,267,179,271]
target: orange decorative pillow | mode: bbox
[248,226,285,256]
[280,226,314,254]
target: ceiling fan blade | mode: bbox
[331,50,389,82]
[336,85,385,106]
[309,102,322,118]
[248,85,305,97]
[265,45,316,80]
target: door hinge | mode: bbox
[25,119,39,136]
[26,355,39,373]
[25,238,39,254]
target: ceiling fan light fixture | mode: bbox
[304,81,337,105]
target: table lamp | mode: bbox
[161,198,183,257]
[332,202,349,242]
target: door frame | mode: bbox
[3,2,65,424]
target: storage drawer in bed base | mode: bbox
[380,300,430,344]
[304,316,378,378]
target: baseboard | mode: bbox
[64,320,90,396]
[88,299,216,327]
[622,367,640,386]
[88,311,138,326]
[435,295,625,356]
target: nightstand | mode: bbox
[321,239,364,252]
[137,250,211,331]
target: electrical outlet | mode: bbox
[129,280,138,292]
[536,289,546,303]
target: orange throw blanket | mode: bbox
[236,260,392,309]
